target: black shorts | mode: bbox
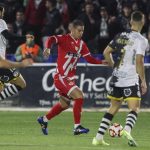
[107,84,141,101]
[0,68,20,84]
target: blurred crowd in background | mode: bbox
[1,0,150,62]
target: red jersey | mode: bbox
[45,34,102,79]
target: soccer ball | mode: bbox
[108,123,123,137]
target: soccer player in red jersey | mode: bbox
[38,20,104,135]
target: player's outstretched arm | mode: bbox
[0,57,33,68]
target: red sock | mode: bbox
[46,102,66,120]
[73,98,83,124]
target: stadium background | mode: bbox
[0,0,150,108]
[0,1,150,150]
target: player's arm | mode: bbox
[84,54,102,64]
[136,54,147,95]
[82,42,103,64]
[43,36,58,58]
[103,46,114,67]
[136,39,149,95]
[0,57,33,68]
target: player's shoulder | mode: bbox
[56,34,68,40]
[0,19,6,24]
[135,33,148,44]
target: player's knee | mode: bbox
[18,80,26,89]
[129,107,140,113]
[60,98,71,109]
[73,91,84,99]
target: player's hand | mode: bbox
[43,48,50,58]
[21,58,33,67]
[141,80,147,95]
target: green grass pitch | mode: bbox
[0,111,149,150]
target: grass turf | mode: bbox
[0,111,149,150]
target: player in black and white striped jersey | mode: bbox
[92,11,149,147]
[0,4,31,101]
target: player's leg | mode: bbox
[0,69,25,100]
[120,85,140,147]
[69,87,89,135]
[37,97,70,135]
[121,100,140,147]
[92,86,123,146]
[92,99,122,146]
[37,74,72,135]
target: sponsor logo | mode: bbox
[42,68,112,92]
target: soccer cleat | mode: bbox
[92,137,110,146]
[73,125,89,135]
[120,129,137,147]
[37,116,48,135]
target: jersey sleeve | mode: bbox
[45,35,64,48]
[81,41,90,57]
[0,19,8,33]
[135,38,149,56]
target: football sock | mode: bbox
[0,84,22,100]
[74,124,80,129]
[124,111,137,133]
[96,113,114,140]
[73,98,83,125]
[46,102,67,120]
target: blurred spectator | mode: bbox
[13,9,27,36]
[6,23,16,54]
[78,2,98,42]
[42,0,62,48]
[6,23,25,54]
[99,0,118,16]
[94,7,122,53]
[56,0,70,28]
[4,0,24,22]
[118,3,132,30]
[15,32,43,62]
[25,0,46,45]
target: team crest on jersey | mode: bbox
[124,88,132,97]
[75,46,79,51]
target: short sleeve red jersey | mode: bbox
[46,34,90,78]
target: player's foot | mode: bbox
[92,137,110,146]
[73,125,89,135]
[120,129,137,147]
[37,116,48,135]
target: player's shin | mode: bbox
[73,98,83,127]
[46,101,69,120]
[96,113,114,140]
[124,111,138,133]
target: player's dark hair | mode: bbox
[72,20,84,27]
[131,11,143,22]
